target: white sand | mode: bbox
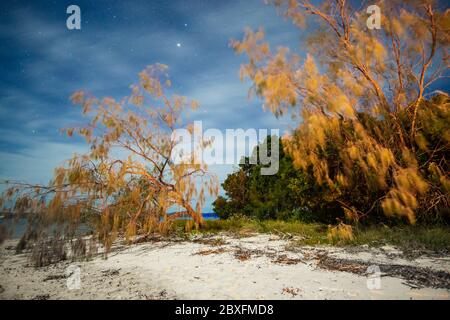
[1,234,449,300]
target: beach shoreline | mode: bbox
[1,233,449,300]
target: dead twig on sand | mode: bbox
[234,249,251,261]
[282,287,300,297]
[43,274,66,282]
[193,248,227,256]
[101,269,120,276]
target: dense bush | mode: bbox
[213,136,344,223]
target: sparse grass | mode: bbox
[196,217,328,237]
[304,224,450,253]
[349,225,450,253]
[175,217,450,254]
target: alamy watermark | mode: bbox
[366,265,381,290]
[367,5,381,30]
[66,5,81,30]
[172,121,280,175]
[66,265,81,290]
[66,4,381,31]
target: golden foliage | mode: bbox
[233,0,449,223]
[1,64,218,252]
[327,223,354,243]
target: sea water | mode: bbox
[0,213,219,239]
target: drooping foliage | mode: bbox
[231,0,449,224]
[1,64,218,253]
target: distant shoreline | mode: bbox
[0,213,220,239]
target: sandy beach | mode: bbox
[1,234,449,300]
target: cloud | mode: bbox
[0,141,87,185]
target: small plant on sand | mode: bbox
[327,222,354,244]
[30,238,67,267]
[0,224,6,245]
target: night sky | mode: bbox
[0,0,303,211]
[0,1,448,211]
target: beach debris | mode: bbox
[315,254,450,289]
[43,274,66,282]
[282,287,300,297]
[102,268,120,276]
[193,248,227,256]
[234,249,251,261]
[32,294,50,300]
[316,253,366,274]
[272,254,304,265]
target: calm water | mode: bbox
[0,218,29,239]
[0,213,219,239]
